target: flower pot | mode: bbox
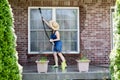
[36,60,49,73]
[76,60,90,72]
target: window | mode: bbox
[28,7,80,54]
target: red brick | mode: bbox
[8,0,115,65]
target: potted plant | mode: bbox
[36,57,49,73]
[76,54,90,72]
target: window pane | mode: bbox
[56,9,78,53]
[30,8,52,52]
[30,31,52,52]
[61,31,78,52]
[30,31,37,51]
[30,9,52,29]
[56,9,77,20]
[56,9,77,29]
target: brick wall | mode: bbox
[8,0,115,65]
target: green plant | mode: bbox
[39,57,48,62]
[110,0,120,80]
[0,0,22,80]
[78,54,90,61]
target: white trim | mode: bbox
[53,8,56,20]
[29,51,80,54]
[28,7,80,54]
[77,7,80,53]
[28,7,31,54]
[110,6,115,50]
[30,29,78,31]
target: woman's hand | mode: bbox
[42,18,45,22]
[50,39,54,42]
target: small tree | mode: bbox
[0,0,22,80]
[110,0,120,80]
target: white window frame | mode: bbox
[110,6,115,50]
[28,7,80,54]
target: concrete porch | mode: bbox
[22,63,111,80]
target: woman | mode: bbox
[43,19,67,70]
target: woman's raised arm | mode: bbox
[42,19,52,29]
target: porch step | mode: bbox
[23,71,110,80]
[22,65,110,80]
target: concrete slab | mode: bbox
[22,63,110,80]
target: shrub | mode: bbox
[0,0,22,80]
[110,0,120,80]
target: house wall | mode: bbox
[8,0,115,65]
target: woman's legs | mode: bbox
[58,52,66,62]
[58,52,67,70]
[53,52,67,70]
[53,53,58,67]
